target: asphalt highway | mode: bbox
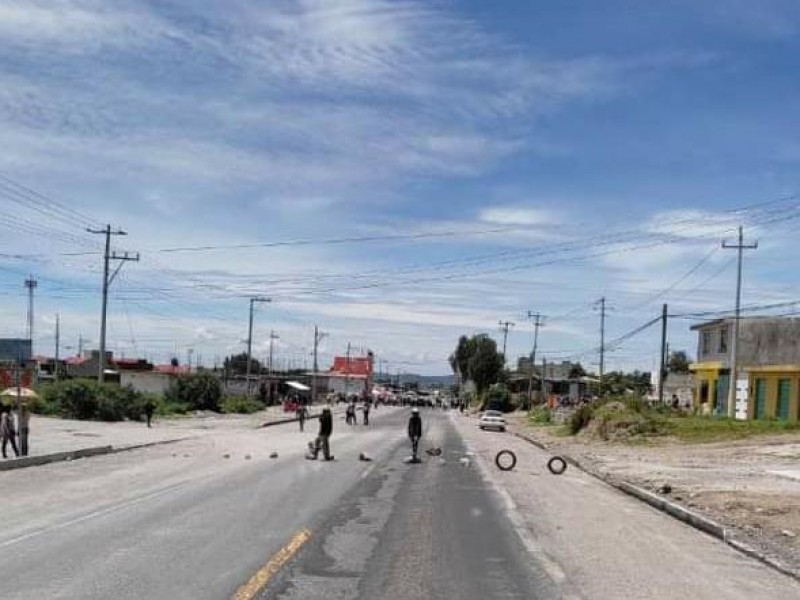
[0,408,558,599]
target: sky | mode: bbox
[2,0,800,376]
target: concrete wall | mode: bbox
[120,372,172,395]
[695,318,800,368]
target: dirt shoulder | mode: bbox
[511,414,800,573]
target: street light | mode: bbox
[246,296,271,395]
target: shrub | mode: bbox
[164,373,223,412]
[529,405,552,424]
[220,395,265,414]
[569,404,595,435]
[39,380,146,421]
[484,385,512,412]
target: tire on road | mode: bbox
[547,456,567,475]
[495,449,517,471]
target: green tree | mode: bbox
[223,353,262,376]
[467,334,505,397]
[449,335,475,383]
[165,372,223,412]
[568,362,587,379]
[668,350,691,373]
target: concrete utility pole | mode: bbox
[55,313,60,381]
[312,326,327,404]
[596,297,606,394]
[723,226,758,418]
[88,225,139,382]
[24,276,37,350]
[526,312,544,408]
[245,296,270,395]
[498,320,515,363]
[658,303,668,405]
[345,342,351,397]
[268,330,279,375]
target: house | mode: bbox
[119,363,190,395]
[325,352,374,396]
[64,350,114,380]
[690,317,800,420]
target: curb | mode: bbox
[0,437,190,471]
[511,427,800,583]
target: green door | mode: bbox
[778,379,791,420]
[754,378,767,419]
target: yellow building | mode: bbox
[689,318,800,421]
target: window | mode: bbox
[701,331,712,356]
[718,327,728,354]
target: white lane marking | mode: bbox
[361,463,377,480]
[0,479,194,549]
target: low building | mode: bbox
[690,317,800,420]
[119,363,190,395]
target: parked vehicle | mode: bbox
[478,410,506,432]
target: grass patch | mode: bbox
[528,405,552,425]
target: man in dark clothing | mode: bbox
[143,399,156,428]
[408,407,422,461]
[1,406,19,459]
[297,404,308,432]
[346,402,356,425]
[362,402,370,426]
[309,405,334,460]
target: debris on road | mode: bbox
[426,447,442,456]
[359,452,372,461]
[245,454,252,460]
[269,451,279,459]
[223,453,231,459]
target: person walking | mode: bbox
[408,407,422,461]
[1,405,19,459]
[346,402,356,425]
[143,398,156,428]
[362,401,370,426]
[297,403,308,432]
[308,405,334,461]
[18,401,30,456]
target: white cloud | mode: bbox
[479,206,557,226]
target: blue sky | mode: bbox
[1,0,800,375]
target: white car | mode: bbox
[478,410,506,432]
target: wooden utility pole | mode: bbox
[312,326,327,404]
[498,320,515,364]
[245,296,270,395]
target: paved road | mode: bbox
[0,408,557,599]
[2,408,798,600]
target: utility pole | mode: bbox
[245,296,271,395]
[525,312,544,408]
[268,330,279,375]
[542,356,548,403]
[498,320,515,363]
[88,225,139,382]
[54,313,60,381]
[595,297,606,394]
[658,303,668,405]
[723,226,758,418]
[24,276,37,351]
[312,326,327,404]
[78,334,85,358]
[345,342,351,398]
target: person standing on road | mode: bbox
[143,398,156,428]
[1,405,19,459]
[362,401,370,426]
[18,401,30,456]
[309,405,334,461]
[297,403,308,432]
[408,407,422,460]
[346,402,356,425]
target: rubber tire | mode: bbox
[547,456,568,475]
[495,449,517,471]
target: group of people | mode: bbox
[1,402,30,459]
[305,404,424,463]
[344,401,370,426]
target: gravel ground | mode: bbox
[511,414,800,574]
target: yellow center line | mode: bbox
[232,528,312,600]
